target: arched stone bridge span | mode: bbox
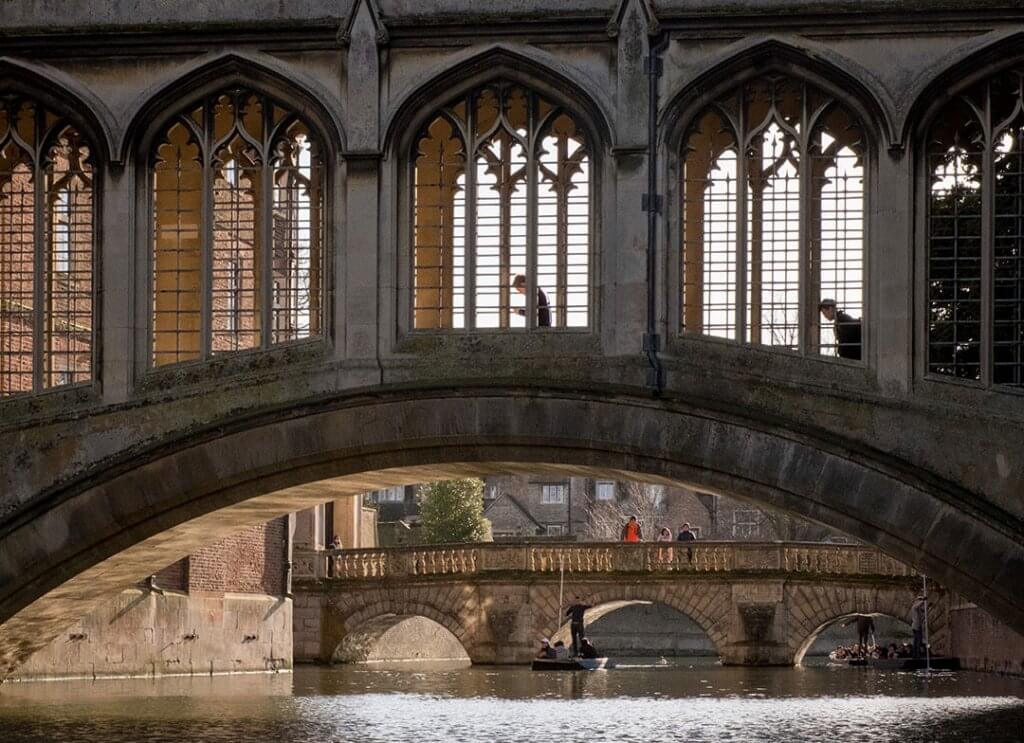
[293,542,946,666]
[0,390,1011,679]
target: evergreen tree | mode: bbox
[417,478,491,544]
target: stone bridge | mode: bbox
[292,542,946,666]
[1,0,1023,680]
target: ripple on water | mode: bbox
[0,665,1022,743]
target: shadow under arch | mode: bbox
[548,599,722,659]
[0,387,1021,677]
[660,36,896,152]
[120,50,346,163]
[0,56,115,166]
[903,29,1024,145]
[330,612,471,664]
[793,611,917,667]
[381,43,615,158]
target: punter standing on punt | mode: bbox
[565,596,591,656]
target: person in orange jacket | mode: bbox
[620,515,642,542]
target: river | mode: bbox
[1,660,1023,742]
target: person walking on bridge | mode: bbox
[620,515,642,542]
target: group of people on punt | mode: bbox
[537,596,600,660]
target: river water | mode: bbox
[2,660,1023,743]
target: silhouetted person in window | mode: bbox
[819,298,861,360]
[512,274,551,327]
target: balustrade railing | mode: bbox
[293,542,914,582]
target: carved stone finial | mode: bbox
[607,0,660,38]
[338,0,389,48]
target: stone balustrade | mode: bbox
[294,542,915,582]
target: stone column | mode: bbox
[99,164,133,402]
[871,145,912,394]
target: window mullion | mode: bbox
[32,140,45,392]
[527,98,538,330]
[260,103,273,349]
[981,99,995,387]
[201,102,213,360]
[736,94,749,345]
[466,98,478,331]
[798,93,812,356]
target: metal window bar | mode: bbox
[926,102,983,382]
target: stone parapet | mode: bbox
[298,542,915,582]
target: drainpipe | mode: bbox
[285,512,295,599]
[643,33,670,395]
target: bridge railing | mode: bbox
[293,542,915,581]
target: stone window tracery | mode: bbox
[926,69,1024,389]
[681,77,866,361]
[0,94,94,397]
[150,88,324,367]
[412,81,591,330]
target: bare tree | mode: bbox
[582,481,670,541]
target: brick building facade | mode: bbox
[152,517,289,595]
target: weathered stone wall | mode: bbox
[950,601,1024,676]
[8,590,291,681]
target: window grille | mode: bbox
[412,81,591,330]
[682,77,865,360]
[595,481,615,501]
[927,70,1024,388]
[0,95,94,397]
[541,484,567,504]
[150,89,324,367]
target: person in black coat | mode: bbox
[819,298,862,360]
[565,596,591,656]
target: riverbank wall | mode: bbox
[950,599,1024,676]
[7,590,292,681]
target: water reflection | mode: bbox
[1,660,1023,743]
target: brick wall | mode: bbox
[150,517,288,597]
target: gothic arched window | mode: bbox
[927,69,1024,389]
[681,77,866,361]
[412,81,591,330]
[0,94,94,397]
[150,88,324,367]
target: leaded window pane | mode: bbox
[150,88,324,367]
[681,77,866,361]
[412,81,591,331]
[0,95,94,396]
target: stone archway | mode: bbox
[788,584,950,665]
[315,586,486,665]
[532,582,731,659]
[1,390,1021,677]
